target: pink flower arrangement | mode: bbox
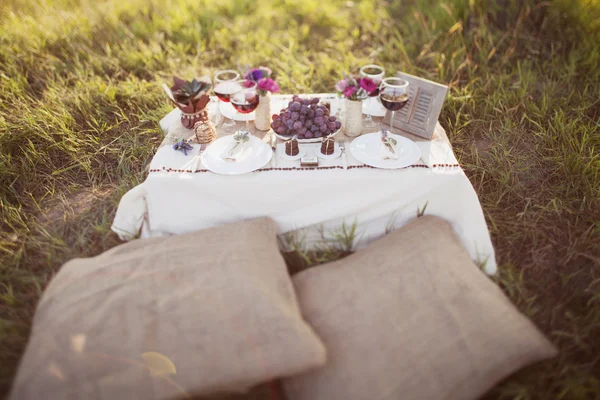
[244,66,280,96]
[344,86,357,98]
[257,78,280,94]
[336,75,377,101]
[359,77,377,94]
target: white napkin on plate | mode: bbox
[221,140,251,161]
[221,131,251,161]
[380,142,398,159]
[380,130,399,160]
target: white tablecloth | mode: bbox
[112,95,497,274]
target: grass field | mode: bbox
[1,0,599,398]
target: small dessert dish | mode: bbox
[280,136,305,160]
[285,135,300,156]
[320,134,335,155]
[316,134,341,160]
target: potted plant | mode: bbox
[162,76,212,129]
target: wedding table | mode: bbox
[112,94,497,274]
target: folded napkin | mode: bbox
[221,130,251,161]
[380,129,399,160]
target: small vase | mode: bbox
[344,98,363,137]
[254,94,271,131]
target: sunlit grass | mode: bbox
[1,0,600,398]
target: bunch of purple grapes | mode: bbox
[271,95,342,139]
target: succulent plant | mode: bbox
[170,76,212,107]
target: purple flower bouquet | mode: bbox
[244,67,280,97]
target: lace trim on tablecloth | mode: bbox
[149,164,461,174]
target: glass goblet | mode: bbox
[230,81,259,132]
[359,64,385,130]
[379,77,409,132]
[214,69,241,133]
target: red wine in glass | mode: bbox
[379,77,410,132]
[214,70,241,132]
[231,83,259,131]
[214,81,241,103]
[359,64,385,129]
[380,93,409,111]
[232,96,259,114]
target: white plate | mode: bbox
[220,101,256,121]
[279,147,305,161]
[362,96,386,117]
[316,143,341,159]
[201,134,272,175]
[350,132,421,169]
[274,127,341,144]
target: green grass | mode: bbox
[1,0,599,398]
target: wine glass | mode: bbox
[214,70,241,133]
[359,64,385,130]
[379,77,409,132]
[230,81,260,132]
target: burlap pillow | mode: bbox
[10,217,325,400]
[284,216,557,400]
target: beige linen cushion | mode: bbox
[10,217,326,400]
[284,215,557,400]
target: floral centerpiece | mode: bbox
[244,66,280,131]
[335,74,378,136]
[335,75,377,101]
[244,66,280,96]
